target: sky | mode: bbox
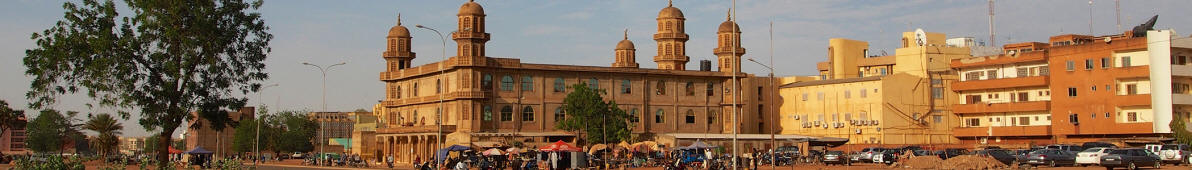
[2,0,1190,137]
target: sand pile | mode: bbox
[900,156,944,169]
[940,155,1008,170]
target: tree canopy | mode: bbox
[24,0,271,166]
[556,83,632,145]
[83,113,123,158]
[0,100,26,140]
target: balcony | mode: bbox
[1110,66,1150,78]
[954,125,1051,137]
[952,76,1048,91]
[950,52,1047,68]
[377,125,456,134]
[953,101,1050,114]
[1116,94,1152,107]
[1174,65,1192,77]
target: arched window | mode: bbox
[629,109,639,123]
[665,44,672,55]
[553,77,566,92]
[389,39,397,52]
[554,108,565,122]
[666,22,673,31]
[395,85,402,99]
[706,82,714,96]
[500,106,513,122]
[413,110,420,125]
[500,75,514,91]
[521,75,533,91]
[521,106,534,122]
[588,78,599,89]
[674,44,682,55]
[685,110,696,124]
[655,109,665,123]
[412,83,419,96]
[621,80,632,94]
[436,79,442,94]
[685,82,695,96]
[708,110,717,124]
[482,105,493,121]
[388,111,398,126]
[464,17,472,30]
[655,80,666,95]
[482,74,493,90]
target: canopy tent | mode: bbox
[482,148,504,156]
[168,146,184,154]
[628,141,659,152]
[184,146,213,154]
[505,147,521,154]
[538,140,582,152]
[588,144,608,155]
[617,141,631,149]
[677,141,715,150]
[436,145,472,164]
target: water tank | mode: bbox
[700,60,712,71]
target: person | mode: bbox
[388,155,395,168]
[455,158,468,170]
[415,156,423,169]
[549,151,559,170]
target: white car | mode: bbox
[1075,147,1113,166]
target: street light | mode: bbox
[747,58,775,170]
[415,24,455,168]
[302,61,346,163]
[255,83,278,167]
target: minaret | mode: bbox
[454,0,490,65]
[653,0,689,70]
[385,13,415,71]
[714,10,745,73]
[613,29,638,68]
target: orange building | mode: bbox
[184,107,254,158]
[950,27,1192,147]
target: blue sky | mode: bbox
[2,0,1190,137]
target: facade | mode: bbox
[780,31,969,146]
[118,136,147,155]
[950,29,1192,146]
[185,107,254,158]
[309,111,356,153]
[374,0,779,165]
[0,114,27,155]
[352,111,378,160]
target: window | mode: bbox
[1128,112,1138,122]
[656,81,666,95]
[588,78,599,89]
[844,90,851,98]
[1066,60,1075,71]
[757,86,764,100]
[685,110,695,124]
[860,89,867,98]
[500,75,514,91]
[1068,87,1078,97]
[629,109,639,123]
[554,108,565,122]
[500,106,513,121]
[1016,67,1029,77]
[394,85,401,99]
[554,78,565,92]
[817,92,825,100]
[986,70,998,79]
[966,118,981,127]
[931,79,942,85]
[964,72,981,81]
[802,93,808,101]
[655,109,665,123]
[482,74,493,90]
[879,68,887,75]
[708,110,717,124]
[1102,57,1112,68]
[932,87,944,99]
[521,106,534,122]
[1069,114,1080,124]
[1126,84,1138,95]
[622,80,632,94]
[859,112,868,120]
[1121,56,1132,67]
[482,105,492,121]
[521,75,533,91]
[706,83,715,96]
[685,82,695,96]
[934,115,943,123]
[436,79,442,94]
[1085,59,1094,70]
[413,83,419,96]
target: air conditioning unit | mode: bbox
[794,115,801,120]
[814,121,821,126]
[855,129,862,134]
[872,120,880,125]
[850,120,857,125]
[862,120,870,126]
[822,124,829,129]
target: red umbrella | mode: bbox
[168,146,183,154]
[538,140,582,152]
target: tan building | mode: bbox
[185,107,254,158]
[779,30,969,148]
[118,136,147,155]
[352,110,378,160]
[374,0,783,165]
[309,111,356,153]
[0,114,27,155]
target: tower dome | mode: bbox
[658,0,684,18]
[458,0,485,16]
[388,14,410,37]
[717,21,740,33]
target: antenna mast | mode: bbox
[988,0,995,47]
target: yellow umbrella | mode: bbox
[617,141,631,149]
[588,144,608,155]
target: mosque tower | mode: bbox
[714,10,745,73]
[653,0,690,70]
[612,29,638,68]
[385,13,415,71]
[454,0,491,65]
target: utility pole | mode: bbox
[730,1,740,170]
[302,61,346,164]
[1116,0,1121,32]
[988,0,996,47]
[1089,0,1094,35]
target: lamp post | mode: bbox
[255,83,278,167]
[302,61,346,163]
[415,24,456,168]
[747,58,774,170]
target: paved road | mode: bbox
[255,164,399,170]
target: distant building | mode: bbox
[309,111,355,154]
[352,110,378,160]
[0,114,28,155]
[118,136,147,155]
[184,107,254,158]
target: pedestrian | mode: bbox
[549,151,559,170]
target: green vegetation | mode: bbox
[0,100,26,141]
[556,83,633,145]
[24,0,273,167]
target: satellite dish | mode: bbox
[914,28,927,46]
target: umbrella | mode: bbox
[617,141,631,149]
[184,146,213,154]
[588,144,609,155]
[505,147,521,154]
[539,140,582,152]
[482,148,504,156]
[436,144,472,164]
[168,146,183,154]
[685,141,715,149]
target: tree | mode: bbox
[26,110,67,153]
[274,110,317,154]
[556,83,632,145]
[0,100,26,140]
[24,0,272,167]
[83,113,123,158]
[1171,118,1192,145]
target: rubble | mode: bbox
[940,155,1008,170]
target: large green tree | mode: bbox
[1171,117,1192,145]
[0,100,26,140]
[83,113,123,158]
[26,109,83,153]
[24,0,271,167]
[556,84,632,145]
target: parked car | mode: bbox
[1158,144,1190,165]
[873,150,898,165]
[1024,149,1077,167]
[1082,142,1118,149]
[1046,144,1084,153]
[1100,148,1160,170]
[911,149,932,156]
[936,148,968,160]
[1076,147,1114,166]
[976,149,1018,166]
[821,151,851,165]
[858,147,885,162]
[291,152,305,159]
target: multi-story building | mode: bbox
[949,25,1192,146]
[374,0,784,165]
[780,30,969,146]
[118,136,147,155]
[185,107,254,158]
[0,114,27,155]
[309,111,356,153]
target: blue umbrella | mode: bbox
[436,145,472,164]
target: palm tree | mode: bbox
[84,113,123,158]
